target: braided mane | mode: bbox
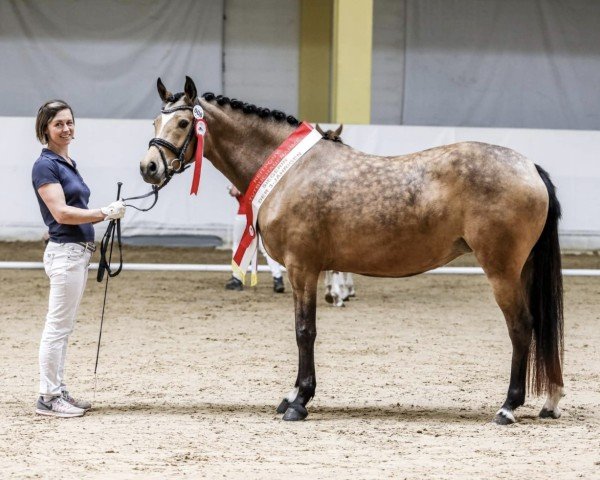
[201,92,300,127]
[169,91,337,143]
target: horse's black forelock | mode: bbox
[167,92,185,104]
[200,92,300,126]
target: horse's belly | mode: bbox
[329,232,470,277]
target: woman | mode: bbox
[32,100,125,417]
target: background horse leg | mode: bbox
[324,271,345,307]
[324,270,334,304]
[343,273,355,299]
[276,267,319,421]
[331,272,345,307]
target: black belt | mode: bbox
[49,239,97,253]
[75,241,97,253]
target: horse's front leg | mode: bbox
[276,268,319,421]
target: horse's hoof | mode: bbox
[282,403,308,421]
[276,398,289,414]
[493,408,516,425]
[324,293,334,304]
[539,407,561,419]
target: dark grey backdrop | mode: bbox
[372,0,600,129]
[0,0,223,119]
[2,0,600,129]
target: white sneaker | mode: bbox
[35,396,85,418]
[62,390,92,411]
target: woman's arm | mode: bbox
[38,183,105,225]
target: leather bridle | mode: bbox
[147,102,200,185]
[122,99,204,212]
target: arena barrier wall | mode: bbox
[3,117,599,250]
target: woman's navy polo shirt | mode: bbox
[32,148,94,243]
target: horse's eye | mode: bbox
[178,119,189,129]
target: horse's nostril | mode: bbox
[148,161,157,173]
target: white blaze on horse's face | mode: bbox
[158,111,177,137]
[139,115,167,184]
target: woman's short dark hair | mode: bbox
[35,100,75,144]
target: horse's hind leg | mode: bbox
[487,270,533,425]
[478,271,531,424]
[539,388,564,419]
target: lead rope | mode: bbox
[91,174,177,401]
[93,182,123,401]
[121,185,160,212]
[91,102,198,400]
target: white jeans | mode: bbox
[232,214,283,279]
[39,242,91,397]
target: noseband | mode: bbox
[148,102,200,184]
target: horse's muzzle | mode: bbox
[139,158,163,185]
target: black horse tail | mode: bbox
[528,164,564,396]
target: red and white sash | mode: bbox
[232,122,322,285]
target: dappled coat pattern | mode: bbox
[139,77,564,425]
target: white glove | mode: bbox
[101,200,126,220]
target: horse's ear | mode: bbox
[157,78,171,103]
[334,124,343,136]
[184,76,198,102]
[316,124,325,136]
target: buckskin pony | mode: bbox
[139,77,564,424]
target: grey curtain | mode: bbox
[372,0,600,129]
[0,0,223,119]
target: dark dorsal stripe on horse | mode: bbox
[201,92,300,127]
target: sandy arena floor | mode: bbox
[0,242,599,479]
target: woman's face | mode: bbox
[46,108,74,148]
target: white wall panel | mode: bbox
[5,117,235,243]
[5,116,600,250]
[223,0,299,116]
